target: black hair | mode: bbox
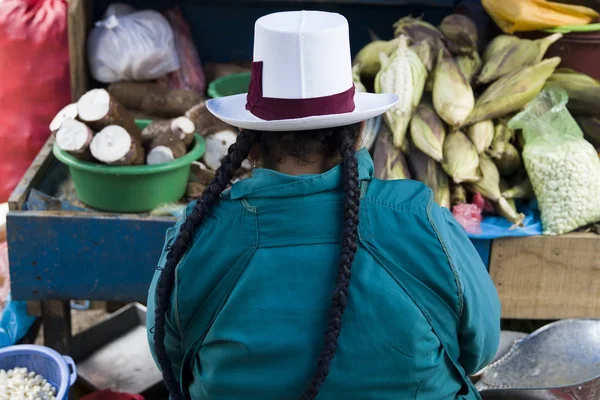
[153,123,362,400]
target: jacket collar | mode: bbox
[231,147,374,200]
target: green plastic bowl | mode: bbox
[53,120,205,213]
[208,72,251,98]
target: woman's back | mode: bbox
[147,149,500,400]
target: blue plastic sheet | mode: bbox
[466,200,543,268]
[468,200,543,240]
[0,294,35,348]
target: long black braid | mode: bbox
[154,130,257,399]
[153,124,362,400]
[300,125,361,400]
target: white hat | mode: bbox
[207,10,398,132]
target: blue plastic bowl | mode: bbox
[0,345,76,399]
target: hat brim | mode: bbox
[206,92,398,132]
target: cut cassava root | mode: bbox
[50,103,79,133]
[55,120,94,160]
[147,134,187,165]
[107,82,203,118]
[77,89,142,141]
[90,125,145,165]
[185,102,231,137]
[141,116,195,146]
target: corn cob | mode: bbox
[466,120,494,154]
[502,177,534,200]
[433,48,474,127]
[409,102,446,162]
[456,51,482,84]
[393,16,443,43]
[373,124,411,180]
[354,38,403,79]
[482,35,519,63]
[494,143,522,177]
[409,38,438,72]
[546,70,600,116]
[375,35,427,151]
[477,34,562,85]
[439,14,478,55]
[407,144,451,209]
[467,154,525,226]
[451,184,468,206]
[442,130,481,184]
[466,57,561,125]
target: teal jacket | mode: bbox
[147,148,501,400]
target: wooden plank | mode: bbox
[8,135,58,211]
[489,234,600,320]
[42,300,72,354]
[7,211,174,302]
[68,0,90,101]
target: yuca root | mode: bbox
[191,162,216,185]
[202,129,238,170]
[107,82,203,118]
[146,133,187,165]
[55,120,94,160]
[186,182,207,199]
[141,116,195,146]
[142,90,203,118]
[90,125,145,166]
[77,89,142,141]
[50,103,79,133]
[185,101,231,137]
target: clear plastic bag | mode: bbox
[508,87,600,235]
[88,10,180,83]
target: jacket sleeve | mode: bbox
[442,208,501,375]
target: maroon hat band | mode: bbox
[245,61,356,121]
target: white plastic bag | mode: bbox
[88,10,180,83]
[103,3,136,19]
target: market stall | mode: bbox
[6,0,600,371]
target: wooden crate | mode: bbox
[489,234,600,320]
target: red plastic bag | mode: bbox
[452,203,483,234]
[0,0,71,202]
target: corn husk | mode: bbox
[477,34,562,85]
[466,120,494,154]
[575,115,600,149]
[442,130,481,184]
[352,64,367,93]
[546,71,600,116]
[373,124,411,180]
[502,177,534,199]
[433,48,475,127]
[456,51,482,84]
[410,102,445,162]
[494,143,522,177]
[487,122,515,159]
[467,154,502,200]
[393,16,444,43]
[466,57,561,125]
[409,38,438,72]
[375,35,427,151]
[451,184,468,206]
[499,179,518,220]
[439,14,478,55]
[467,154,525,226]
[482,35,519,63]
[407,145,451,209]
[354,38,402,78]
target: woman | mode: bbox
[147,10,501,400]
